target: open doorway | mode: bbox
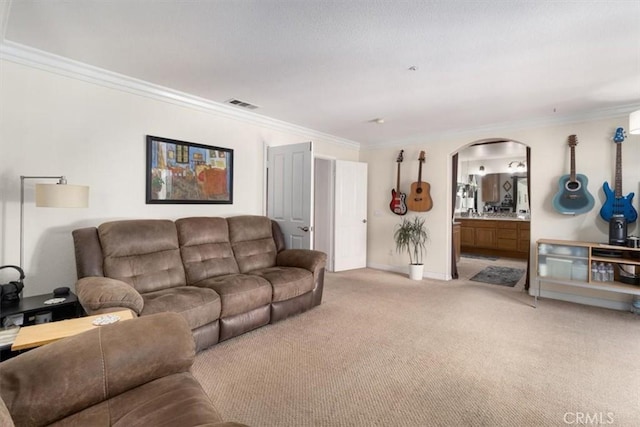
[452,139,531,291]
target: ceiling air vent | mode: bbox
[226,98,259,110]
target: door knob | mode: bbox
[298,226,310,232]
[362,219,367,223]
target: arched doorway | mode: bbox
[451,139,531,291]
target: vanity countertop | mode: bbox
[455,214,530,222]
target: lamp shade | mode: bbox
[630,109,640,135]
[35,184,89,208]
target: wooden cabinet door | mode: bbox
[518,225,530,253]
[475,228,496,248]
[460,227,475,246]
[453,223,461,262]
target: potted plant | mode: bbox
[394,216,430,280]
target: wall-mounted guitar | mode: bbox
[389,150,408,215]
[406,150,433,212]
[551,135,595,215]
[600,127,637,223]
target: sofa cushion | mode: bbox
[195,274,272,318]
[141,287,221,330]
[176,217,240,283]
[99,220,186,293]
[227,216,277,273]
[251,267,314,302]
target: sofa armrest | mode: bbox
[76,276,144,315]
[276,249,327,274]
[0,313,195,427]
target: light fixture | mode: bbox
[478,165,486,176]
[508,161,526,173]
[20,176,89,271]
[630,109,640,135]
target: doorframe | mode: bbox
[314,155,336,271]
[449,139,532,289]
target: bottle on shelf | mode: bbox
[597,262,606,282]
[606,263,614,282]
[591,262,598,281]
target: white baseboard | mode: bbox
[366,263,451,281]
[366,263,632,311]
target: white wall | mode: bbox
[362,116,640,306]
[0,59,359,296]
[3,55,638,310]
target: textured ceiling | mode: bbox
[2,0,640,147]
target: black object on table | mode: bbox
[0,291,83,361]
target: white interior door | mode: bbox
[314,158,334,270]
[334,160,368,271]
[267,142,313,249]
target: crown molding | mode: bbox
[363,102,640,150]
[0,40,361,150]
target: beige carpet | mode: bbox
[192,267,640,426]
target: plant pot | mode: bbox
[409,264,424,280]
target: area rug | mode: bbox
[461,253,499,261]
[469,266,524,287]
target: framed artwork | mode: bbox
[146,135,233,204]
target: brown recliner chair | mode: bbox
[0,312,245,426]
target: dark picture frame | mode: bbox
[146,135,233,204]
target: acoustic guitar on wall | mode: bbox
[551,135,595,215]
[600,127,637,223]
[406,150,433,212]
[389,150,408,215]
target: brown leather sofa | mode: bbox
[72,215,326,351]
[0,312,245,426]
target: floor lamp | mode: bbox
[20,176,90,272]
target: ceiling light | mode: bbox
[630,109,640,135]
[408,66,418,71]
[372,118,385,124]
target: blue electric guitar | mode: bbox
[599,127,637,223]
[552,135,595,215]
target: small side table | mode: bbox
[0,291,83,361]
[12,309,134,351]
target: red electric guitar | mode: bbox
[389,150,407,215]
